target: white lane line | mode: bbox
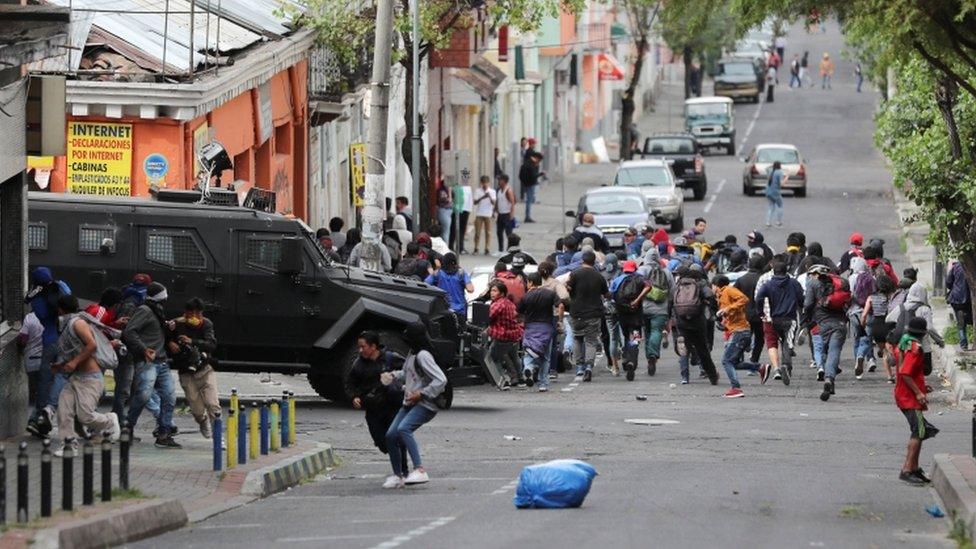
[279,534,391,542]
[490,479,519,495]
[368,516,457,549]
[702,178,727,214]
[194,524,266,530]
[739,99,765,150]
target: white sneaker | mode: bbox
[107,412,121,442]
[404,469,430,485]
[382,475,404,489]
[53,440,77,458]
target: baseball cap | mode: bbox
[622,260,638,273]
[849,232,863,246]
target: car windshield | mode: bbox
[721,63,754,76]
[756,148,800,163]
[615,166,672,187]
[735,41,764,53]
[644,139,696,155]
[585,194,645,215]
[686,103,729,119]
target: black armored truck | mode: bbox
[27,189,490,406]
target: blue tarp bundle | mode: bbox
[513,459,598,509]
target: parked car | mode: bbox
[640,133,707,200]
[741,143,808,197]
[566,187,657,249]
[714,57,764,103]
[729,39,767,64]
[684,96,736,156]
[610,159,684,232]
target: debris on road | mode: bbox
[504,435,523,441]
[635,395,648,401]
[924,505,945,518]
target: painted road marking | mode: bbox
[624,418,681,426]
[740,98,765,150]
[368,516,457,549]
[279,534,391,542]
[702,179,727,214]
[490,479,520,496]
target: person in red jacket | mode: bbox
[84,287,123,328]
[487,282,524,389]
[893,317,938,485]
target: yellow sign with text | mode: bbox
[66,122,133,196]
[349,143,366,207]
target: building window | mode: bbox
[78,225,115,254]
[27,222,47,251]
[146,230,207,270]
[244,235,284,272]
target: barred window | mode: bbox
[245,237,282,271]
[28,222,48,251]
[79,225,115,254]
[146,231,206,269]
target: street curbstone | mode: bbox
[28,499,187,549]
[933,454,976,540]
[241,443,336,498]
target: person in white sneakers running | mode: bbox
[382,323,447,489]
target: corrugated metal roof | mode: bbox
[195,0,296,36]
[28,10,94,72]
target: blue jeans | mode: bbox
[644,313,669,359]
[34,344,68,420]
[523,339,553,389]
[562,317,574,354]
[766,195,783,225]
[821,74,831,89]
[821,325,847,381]
[812,332,824,367]
[437,207,453,240]
[789,73,801,88]
[386,405,437,477]
[606,313,622,360]
[524,185,537,220]
[127,361,176,435]
[722,330,761,389]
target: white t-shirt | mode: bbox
[473,187,496,217]
[20,312,43,372]
[461,185,474,213]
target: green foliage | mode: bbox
[658,0,741,61]
[949,515,975,549]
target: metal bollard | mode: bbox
[259,401,269,456]
[288,391,296,444]
[40,440,52,517]
[249,403,259,460]
[237,404,247,465]
[212,411,223,472]
[1,444,7,525]
[226,407,237,469]
[270,400,280,452]
[62,438,75,512]
[101,432,112,502]
[230,388,239,415]
[119,422,130,491]
[280,393,289,448]
[82,439,94,506]
[17,441,28,522]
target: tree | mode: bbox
[615,0,660,160]
[658,1,740,102]
[286,0,583,227]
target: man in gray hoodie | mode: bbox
[637,247,673,376]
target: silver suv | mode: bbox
[611,159,685,233]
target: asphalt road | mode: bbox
[130,23,960,549]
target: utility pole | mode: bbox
[410,0,422,235]
[361,0,395,271]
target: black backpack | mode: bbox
[614,274,645,312]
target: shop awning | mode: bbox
[454,56,508,99]
[598,53,626,81]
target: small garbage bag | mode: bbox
[513,459,597,509]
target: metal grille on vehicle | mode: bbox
[147,232,206,269]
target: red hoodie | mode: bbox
[866,258,899,285]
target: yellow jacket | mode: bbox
[716,285,750,333]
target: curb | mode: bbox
[241,443,337,497]
[29,499,187,549]
[933,454,976,539]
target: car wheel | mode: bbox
[795,187,807,198]
[726,142,735,156]
[670,213,684,233]
[693,181,707,201]
[309,328,410,406]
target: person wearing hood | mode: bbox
[802,264,849,402]
[391,215,413,255]
[638,246,674,376]
[755,259,804,385]
[112,273,152,419]
[734,255,770,366]
[863,245,898,286]
[747,231,774,263]
[839,232,864,274]
[784,232,808,276]
[571,213,610,253]
[887,283,945,378]
[499,233,538,265]
[945,260,973,350]
[169,298,220,438]
[348,233,394,272]
[24,266,72,438]
[424,253,474,317]
[798,242,838,274]
[849,256,877,376]
[123,282,180,448]
[672,264,720,385]
[893,317,940,486]
[339,228,362,264]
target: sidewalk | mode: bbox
[1,403,336,548]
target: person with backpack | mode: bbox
[383,322,447,489]
[754,259,804,385]
[346,331,409,487]
[169,298,220,438]
[860,272,895,381]
[395,242,433,280]
[945,260,973,350]
[672,264,719,385]
[848,257,877,378]
[747,231,774,264]
[838,232,864,274]
[123,282,180,448]
[425,253,474,320]
[638,247,674,377]
[52,294,121,456]
[601,255,624,377]
[894,317,939,485]
[519,273,560,392]
[864,244,899,285]
[887,283,945,380]
[24,266,72,438]
[802,264,850,401]
[610,260,648,381]
[735,255,770,366]
[566,251,609,382]
[798,242,838,275]
[713,275,770,398]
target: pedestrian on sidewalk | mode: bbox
[124,282,179,448]
[495,175,517,253]
[855,62,864,93]
[449,178,471,254]
[946,260,973,350]
[436,179,453,242]
[472,175,496,255]
[53,294,121,456]
[24,266,72,438]
[567,251,609,382]
[384,322,447,489]
[755,258,804,385]
[169,298,220,438]
[346,331,409,487]
[766,65,777,103]
[764,162,786,227]
[800,51,811,88]
[803,264,850,401]
[672,264,720,385]
[519,273,560,391]
[819,53,834,89]
[638,246,673,377]
[488,281,524,389]
[713,275,768,398]
[894,317,938,485]
[519,152,544,223]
